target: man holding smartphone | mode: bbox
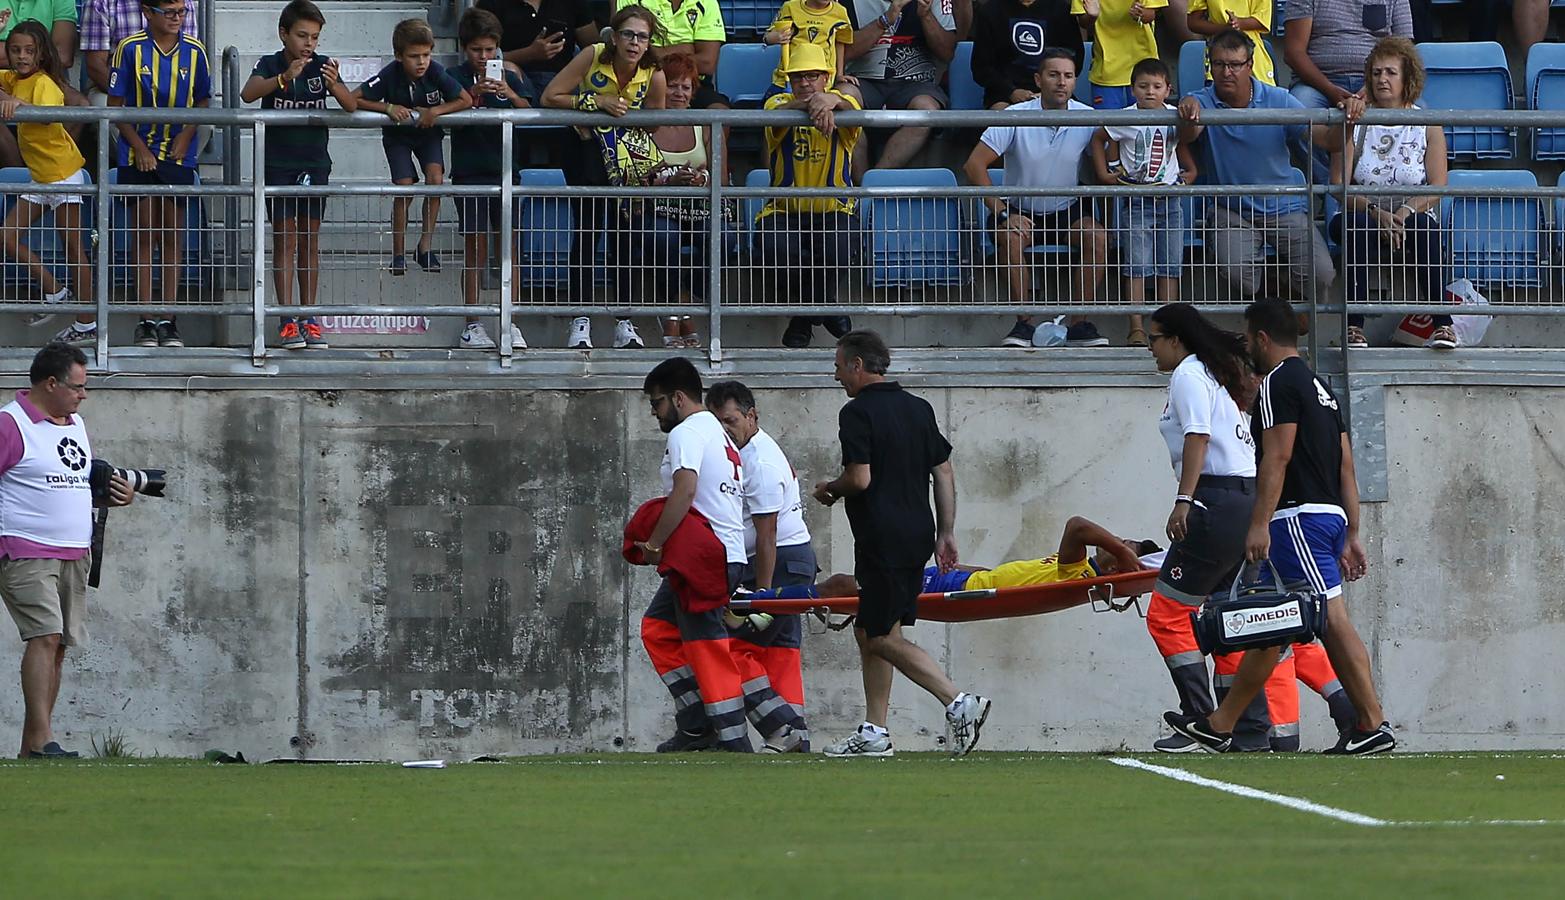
[478,0,598,149]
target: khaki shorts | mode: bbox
[0,555,91,646]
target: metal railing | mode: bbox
[2,104,1563,369]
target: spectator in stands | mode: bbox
[543,4,666,350]
[1468,0,1550,56]
[0,5,84,168]
[1073,0,1164,110]
[1090,58,1197,339]
[969,0,1083,109]
[475,0,597,168]
[644,52,711,348]
[353,19,472,278]
[450,6,532,351]
[755,43,859,348]
[963,49,1112,348]
[1187,0,1276,85]
[0,18,95,346]
[641,0,730,108]
[242,0,358,352]
[82,0,199,97]
[1177,29,1358,313]
[843,0,955,170]
[110,0,211,350]
[1329,37,1450,350]
[1282,0,1410,109]
[763,0,857,104]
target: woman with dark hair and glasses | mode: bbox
[1141,303,1271,752]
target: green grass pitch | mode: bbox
[3,752,1562,898]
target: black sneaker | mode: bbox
[1323,721,1396,756]
[1153,732,1202,753]
[1163,711,1233,753]
[134,319,159,347]
[820,316,852,339]
[27,741,80,759]
[157,320,184,348]
[781,317,813,348]
[1000,319,1034,347]
[1065,321,1109,347]
[655,728,718,753]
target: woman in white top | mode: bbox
[1144,302,1259,751]
[646,52,713,349]
[1330,37,1452,350]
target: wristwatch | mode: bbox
[993,206,1010,223]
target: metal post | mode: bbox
[94,118,112,370]
[498,123,514,367]
[1306,121,1319,373]
[706,125,725,364]
[251,121,268,366]
[223,46,242,291]
[1338,116,1355,436]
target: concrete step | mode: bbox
[212,1,447,58]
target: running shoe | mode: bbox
[1000,319,1034,347]
[52,322,97,347]
[279,318,305,350]
[946,692,992,757]
[1163,711,1233,753]
[1153,732,1202,753]
[613,319,644,349]
[414,249,442,273]
[567,316,593,349]
[655,728,717,753]
[134,319,159,347]
[823,727,894,758]
[506,322,527,350]
[460,322,497,350]
[1065,321,1109,347]
[760,724,804,754]
[156,319,184,348]
[1322,721,1396,756]
[301,317,328,349]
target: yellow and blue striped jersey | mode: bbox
[760,89,859,216]
[108,31,212,167]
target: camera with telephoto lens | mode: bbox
[88,459,167,501]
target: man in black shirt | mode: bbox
[1166,299,1394,755]
[812,331,992,757]
[969,0,1082,108]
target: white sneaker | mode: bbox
[27,287,72,327]
[613,319,645,349]
[760,724,804,754]
[567,316,593,349]
[946,692,992,757]
[507,323,528,350]
[823,726,894,758]
[460,322,496,350]
[52,321,97,347]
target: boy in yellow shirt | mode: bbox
[763,0,856,101]
[1073,0,1167,109]
[1187,0,1276,85]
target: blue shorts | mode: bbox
[383,130,445,183]
[1263,511,1346,599]
[1122,195,1184,278]
[1090,83,1134,111]
[921,567,972,594]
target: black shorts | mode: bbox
[854,561,923,638]
[117,160,197,188]
[452,175,524,236]
[1005,199,1096,247]
[858,77,948,111]
[1155,474,1257,606]
[384,130,445,182]
[265,167,330,223]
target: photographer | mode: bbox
[0,343,132,759]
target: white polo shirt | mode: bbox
[739,428,811,558]
[979,98,1096,215]
[661,410,747,564]
[1159,354,1257,480]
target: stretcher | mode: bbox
[728,570,1159,627]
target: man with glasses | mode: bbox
[0,343,134,759]
[1176,29,1357,316]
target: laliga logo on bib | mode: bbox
[57,437,87,472]
[1012,21,1045,55]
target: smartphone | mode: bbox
[485,58,505,83]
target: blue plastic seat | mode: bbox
[517,168,571,289]
[861,168,967,287]
[0,167,96,295]
[949,41,984,110]
[1415,41,1515,160]
[717,43,781,107]
[1443,169,1542,288]
[1077,42,1094,105]
[977,167,1073,266]
[1526,42,1565,160]
[1178,40,1206,98]
[718,0,774,36]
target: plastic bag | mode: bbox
[1032,315,1067,347]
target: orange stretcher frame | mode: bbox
[728,570,1159,624]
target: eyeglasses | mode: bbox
[144,5,188,19]
[1210,59,1252,72]
[648,394,669,411]
[1147,332,1174,344]
[56,380,88,393]
[617,29,651,43]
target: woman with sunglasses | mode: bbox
[1141,303,1266,751]
[544,5,666,351]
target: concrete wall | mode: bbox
[3,381,1560,758]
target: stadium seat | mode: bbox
[978,168,1073,267]
[736,167,771,257]
[1443,169,1542,288]
[517,168,571,289]
[1415,41,1515,160]
[0,167,94,295]
[719,0,774,36]
[950,42,984,110]
[1178,40,1206,98]
[1556,173,1565,285]
[1526,42,1565,160]
[1077,42,1094,105]
[861,168,967,288]
[717,43,781,107]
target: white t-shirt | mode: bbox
[661,410,747,564]
[1105,105,1181,185]
[739,428,811,558]
[1159,354,1257,479]
[978,98,1097,215]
